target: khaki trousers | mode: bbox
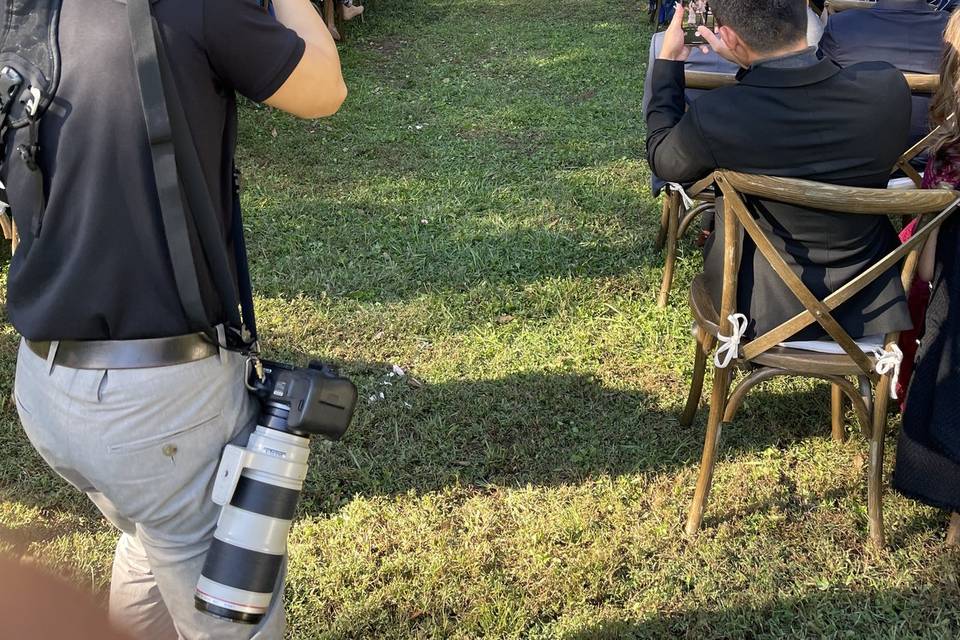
[14,340,285,640]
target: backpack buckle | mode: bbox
[22,85,41,117]
[0,66,22,115]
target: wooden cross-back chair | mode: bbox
[655,71,942,308]
[680,170,960,547]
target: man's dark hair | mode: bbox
[710,0,807,54]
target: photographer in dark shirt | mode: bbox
[8,1,345,638]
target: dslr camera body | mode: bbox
[195,359,357,624]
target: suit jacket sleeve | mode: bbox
[645,59,716,184]
[641,33,664,115]
[817,21,842,65]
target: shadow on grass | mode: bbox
[298,369,872,517]
[562,584,960,639]
[1,362,871,531]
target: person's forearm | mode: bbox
[918,227,939,282]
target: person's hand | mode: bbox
[696,24,745,68]
[657,3,692,62]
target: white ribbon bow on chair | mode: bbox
[872,344,904,401]
[714,313,749,369]
[667,182,695,210]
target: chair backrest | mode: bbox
[704,170,960,377]
[904,73,940,95]
[685,70,939,95]
[684,70,737,91]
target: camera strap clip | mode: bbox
[244,354,266,392]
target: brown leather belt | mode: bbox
[25,333,218,370]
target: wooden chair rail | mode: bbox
[684,71,737,90]
[684,71,939,95]
[719,170,957,215]
[904,73,940,95]
[895,115,954,188]
[825,0,876,14]
[900,122,944,167]
[685,174,717,200]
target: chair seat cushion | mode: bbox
[779,334,884,354]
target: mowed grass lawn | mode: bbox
[3,0,960,638]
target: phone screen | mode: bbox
[682,2,715,46]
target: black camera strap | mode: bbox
[126,0,257,347]
[231,167,259,342]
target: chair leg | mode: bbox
[867,378,891,548]
[680,330,716,427]
[947,513,960,547]
[658,193,680,308]
[686,365,732,537]
[858,376,873,416]
[323,0,341,40]
[831,383,846,443]
[0,211,12,241]
[654,193,671,251]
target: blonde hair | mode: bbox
[930,10,960,155]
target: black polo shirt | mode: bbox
[4,0,305,340]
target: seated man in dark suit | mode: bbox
[642,7,821,243]
[819,0,949,147]
[646,0,912,341]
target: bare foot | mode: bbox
[327,20,341,40]
[341,2,364,20]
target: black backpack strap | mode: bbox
[126,0,209,331]
[154,33,245,332]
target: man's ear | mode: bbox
[717,26,739,52]
[717,25,750,66]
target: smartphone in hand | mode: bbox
[682,1,715,46]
